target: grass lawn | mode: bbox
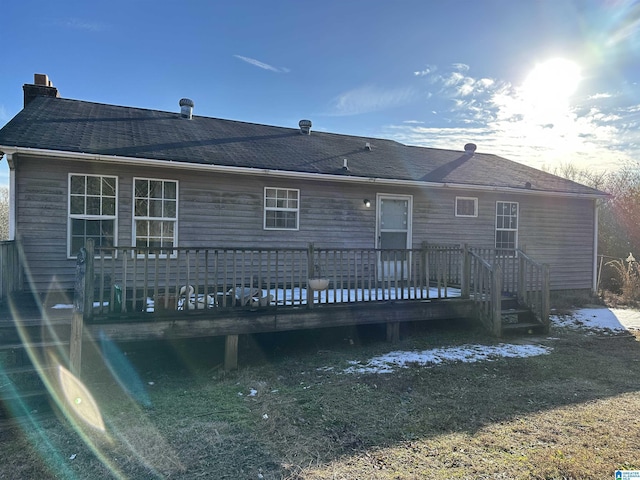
[1,314,639,479]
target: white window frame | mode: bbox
[68,173,118,258]
[495,201,519,252]
[455,196,478,217]
[132,177,178,256]
[264,187,300,231]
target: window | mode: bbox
[455,197,478,217]
[133,178,178,250]
[495,201,518,251]
[69,174,117,257]
[264,187,299,230]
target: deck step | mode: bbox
[0,409,55,430]
[0,388,49,401]
[501,308,531,315]
[502,321,545,332]
[0,340,69,351]
[1,364,58,375]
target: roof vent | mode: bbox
[342,159,350,172]
[299,119,312,135]
[179,98,194,119]
[365,142,371,151]
[464,143,477,155]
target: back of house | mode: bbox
[0,74,607,297]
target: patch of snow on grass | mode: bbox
[344,343,552,374]
[551,307,631,333]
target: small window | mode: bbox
[68,174,117,257]
[264,187,299,230]
[495,201,518,251]
[133,178,178,252]
[455,197,478,217]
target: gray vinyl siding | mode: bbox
[14,154,596,293]
[416,189,596,291]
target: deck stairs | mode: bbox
[0,294,71,422]
[500,296,547,334]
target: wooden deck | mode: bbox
[0,242,550,372]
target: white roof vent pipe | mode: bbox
[464,143,477,155]
[299,119,312,134]
[179,98,194,119]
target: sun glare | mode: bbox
[508,58,584,155]
[522,58,582,108]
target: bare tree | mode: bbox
[0,186,8,240]
[544,162,608,190]
[600,163,640,258]
[544,161,640,258]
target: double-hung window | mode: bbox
[495,201,518,252]
[133,178,178,251]
[69,174,117,257]
[264,187,299,230]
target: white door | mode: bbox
[377,194,412,280]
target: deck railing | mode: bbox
[85,242,464,321]
[466,248,502,336]
[516,249,550,331]
[0,241,23,303]
[78,241,549,333]
[466,246,550,335]
[469,247,522,294]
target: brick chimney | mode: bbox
[23,74,60,107]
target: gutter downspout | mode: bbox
[592,198,599,294]
[6,153,16,241]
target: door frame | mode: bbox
[375,193,413,280]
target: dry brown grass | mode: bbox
[1,319,639,479]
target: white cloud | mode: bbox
[417,65,502,107]
[588,92,613,100]
[329,85,417,116]
[234,55,289,73]
[443,71,465,88]
[414,65,437,77]
[452,63,470,73]
[382,63,640,173]
[0,105,9,124]
[56,18,106,32]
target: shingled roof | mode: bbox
[0,95,605,197]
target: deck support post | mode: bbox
[517,245,526,303]
[70,239,94,376]
[461,244,470,299]
[541,264,551,333]
[307,243,314,310]
[224,334,239,371]
[386,321,400,343]
[491,263,503,337]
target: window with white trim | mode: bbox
[455,197,478,217]
[495,201,518,251]
[69,174,117,257]
[264,187,299,230]
[133,178,178,250]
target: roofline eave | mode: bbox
[0,145,608,199]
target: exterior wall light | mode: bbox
[363,199,371,208]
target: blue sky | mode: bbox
[1,0,640,188]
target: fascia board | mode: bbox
[1,145,608,200]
